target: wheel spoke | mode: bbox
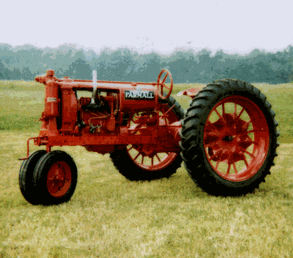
[222,104,225,114]
[244,156,249,167]
[252,141,258,146]
[237,130,256,138]
[162,73,168,83]
[236,107,245,119]
[242,120,251,131]
[214,109,222,118]
[141,155,144,165]
[233,162,238,174]
[214,109,225,122]
[244,150,255,158]
[226,163,231,175]
[216,161,220,169]
[161,104,175,117]
[156,154,161,162]
[164,116,168,125]
[134,153,140,161]
[247,129,256,134]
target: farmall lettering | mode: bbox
[125,90,155,100]
[18,69,278,206]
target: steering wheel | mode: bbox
[157,69,173,99]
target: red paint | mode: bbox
[203,95,270,182]
[177,87,202,98]
[20,69,182,159]
[47,161,72,197]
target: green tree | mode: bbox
[65,58,92,79]
[137,52,162,82]
[0,61,9,79]
[22,67,33,81]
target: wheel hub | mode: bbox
[223,135,234,142]
[47,161,72,197]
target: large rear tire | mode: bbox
[180,79,279,196]
[110,96,184,181]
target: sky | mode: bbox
[1,0,293,55]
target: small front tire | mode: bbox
[33,150,78,205]
[19,150,47,205]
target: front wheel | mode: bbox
[180,79,279,196]
[33,150,78,205]
[19,150,47,205]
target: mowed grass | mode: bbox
[0,80,293,257]
[0,80,44,132]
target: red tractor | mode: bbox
[19,69,279,205]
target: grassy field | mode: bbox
[0,80,293,257]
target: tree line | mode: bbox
[0,43,293,84]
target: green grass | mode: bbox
[0,80,293,257]
[0,80,44,131]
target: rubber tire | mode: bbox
[180,79,279,196]
[33,150,78,205]
[110,95,184,181]
[19,150,47,205]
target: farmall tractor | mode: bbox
[19,69,279,205]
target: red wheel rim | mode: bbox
[127,148,178,171]
[203,96,270,182]
[127,103,179,171]
[47,161,72,197]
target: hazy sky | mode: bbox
[1,0,293,55]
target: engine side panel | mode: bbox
[120,86,158,112]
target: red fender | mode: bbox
[177,87,203,99]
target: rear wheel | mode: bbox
[110,96,184,180]
[33,150,78,205]
[180,79,279,196]
[19,150,47,205]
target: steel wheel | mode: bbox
[204,95,270,182]
[180,79,279,196]
[110,95,184,181]
[126,102,180,172]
